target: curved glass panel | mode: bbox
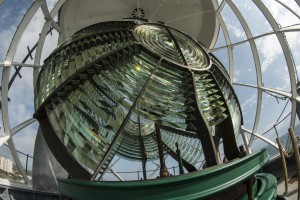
[233,85,257,129]
[134,24,185,65]
[212,49,230,73]
[169,28,208,68]
[46,0,59,11]
[0,0,33,61]
[233,0,273,37]
[14,8,45,62]
[285,32,300,80]
[41,29,59,64]
[8,67,35,128]
[134,24,209,69]
[257,92,291,134]
[261,0,300,28]
[276,0,300,14]
[255,35,291,91]
[221,4,247,44]
[233,42,257,85]
[213,26,227,48]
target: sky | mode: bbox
[0,0,300,179]
[215,0,300,142]
[0,0,59,169]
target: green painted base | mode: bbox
[254,173,277,200]
[58,149,277,200]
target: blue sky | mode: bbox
[212,0,300,151]
[0,0,58,168]
[0,0,300,178]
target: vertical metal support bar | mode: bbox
[34,0,65,87]
[288,128,300,200]
[173,166,175,175]
[225,0,263,152]
[25,154,29,174]
[276,138,289,194]
[245,177,255,200]
[241,127,252,154]
[91,58,161,181]
[155,124,170,177]
[175,142,184,175]
[190,71,220,166]
[142,161,147,180]
[215,3,234,83]
[138,116,147,180]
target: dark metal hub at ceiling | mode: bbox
[131,7,146,18]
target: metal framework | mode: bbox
[1,0,300,185]
[211,0,300,153]
[0,0,64,185]
[225,0,263,152]
[212,27,300,52]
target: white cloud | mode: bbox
[7,5,59,125]
[256,35,282,73]
[222,15,246,39]
[241,93,256,111]
[0,8,26,61]
[259,2,300,71]
[263,0,300,27]
[0,29,13,60]
[12,122,38,155]
[0,7,12,24]
[233,68,241,82]
[1,0,59,157]
[221,5,246,41]
[13,9,45,62]
[46,0,59,11]
[274,66,290,91]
